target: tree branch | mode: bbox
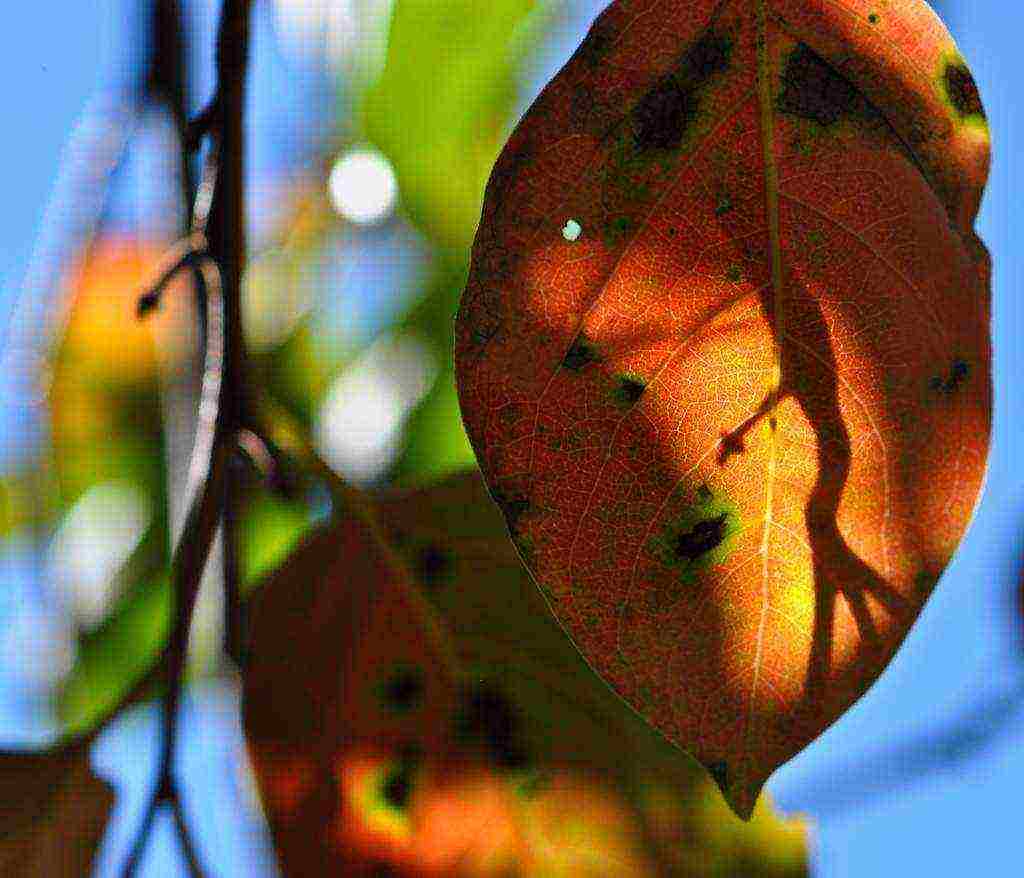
[118,0,253,874]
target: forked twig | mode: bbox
[118,0,253,872]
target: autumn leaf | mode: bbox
[0,745,115,876]
[454,0,992,817]
[242,516,498,876]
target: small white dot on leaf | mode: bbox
[562,219,582,242]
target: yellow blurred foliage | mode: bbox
[54,237,194,386]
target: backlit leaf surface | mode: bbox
[454,0,992,816]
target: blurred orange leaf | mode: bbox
[0,745,114,876]
[54,237,193,385]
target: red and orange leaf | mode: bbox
[243,519,469,876]
[454,0,991,816]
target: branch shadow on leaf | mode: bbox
[719,261,912,727]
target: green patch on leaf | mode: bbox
[649,485,743,588]
[603,215,636,248]
[611,373,647,408]
[931,49,987,133]
[240,493,313,590]
[511,766,553,800]
[512,532,536,566]
[58,574,171,735]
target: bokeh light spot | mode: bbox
[329,147,398,225]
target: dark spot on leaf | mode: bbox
[632,31,732,150]
[603,215,635,247]
[679,31,732,85]
[381,764,414,809]
[578,17,614,67]
[396,742,424,765]
[416,543,452,590]
[633,76,695,150]
[930,359,970,394]
[945,62,984,118]
[707,760,729,792]
[454,682,530,770]
[914,569,939,598]
[613,374,647,407]
[868,12,879,24]
[491,490,531,535]
[562,333,600,371]
[715,194,733,216]
[471,322,500,348]
[675,513,729,561]
[378,666,425,714]
[777,44,858,126]
[379,744,423,811]
[515,768,553,800]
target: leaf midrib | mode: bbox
[746,0,784,763]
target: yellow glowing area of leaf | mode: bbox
[338,754,415,844]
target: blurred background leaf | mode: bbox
[0,746,115,876]
[364,0,548,251]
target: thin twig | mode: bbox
[170,791,207,878]
[118,0,254,872]
[120,251,227,878]
[136,231,207,316]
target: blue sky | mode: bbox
[1,1,1022,875]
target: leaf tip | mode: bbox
[703,758,764,821]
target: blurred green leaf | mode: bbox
[240,491,314,590]
[394,375,476,485]
[57,573,170,736]
[0,471,53,538]
[391,259,475,485]
[258,318,352,433]
[364,0,550,250]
